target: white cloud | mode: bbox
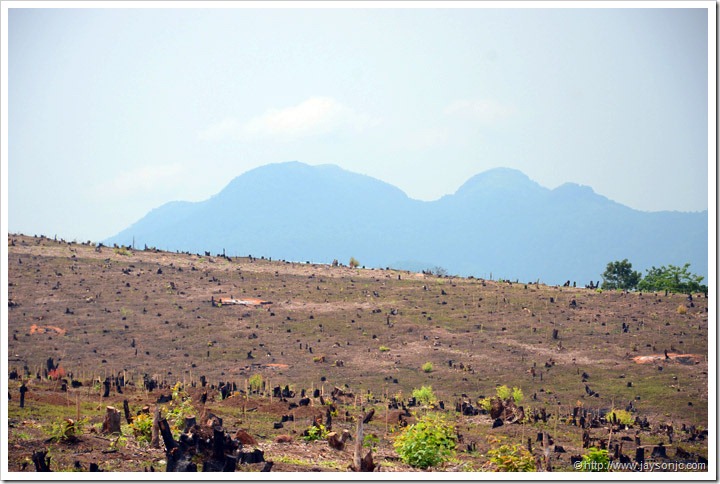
[199,97,377,142]
[444,99,514,123]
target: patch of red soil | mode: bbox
[29,324,66,336]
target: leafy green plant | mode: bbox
[578,447,610,472]
[606,409,634,426]
[393,413,456,469]
[479,398,492,412]
[421,362,434,373]
[379,345,390,352]
[511,387,524,404]
[495,385,524,404]
[303,424,329,442]
[363,433,380,450]
[162,383,195,438]
[248,374,263,393]
[47,417,86,443]
[412,385,437,406]
[486,438,536,472]
[496,385,512,400]
[129,413,153,443]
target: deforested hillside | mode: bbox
[6,235,709,473]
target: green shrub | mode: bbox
[303,424,329,442]
[163,384,195,438]
[495,385,524,403]
[511,387,524,404]
[496,385,512,400]
[478,398,492,412]
[129,413,153,443]
[379,345,390,352]
[47,417,86,443]
[606,409,634,426]
[421,362,434,373]
[248,374,263,393]
[412,385,437,406]
[578,447,610,472]
[393,413,456,469]
[486,439,536,472]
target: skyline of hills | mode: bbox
[104,161,708,285]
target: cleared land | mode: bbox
[6,235,709,472]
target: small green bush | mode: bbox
[129,413,153,443]
[422,362,434,373]
[496,385,512,400]
[47,417,86,443]
[606,409,634,426]
[411,385,437,406]
[511,387,524,404]
[303,424,329,442]
[495,385,524,403]
[248,374,263,393]
[393,413,456,469]
[578,447,610,472]
[379,345,390,352]
[486,439,536,472]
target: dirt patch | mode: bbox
[29,324,66,336]
[632,353,703,365]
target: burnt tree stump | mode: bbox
[101,406,121,434]
[19,383,27,408]
[31,450,52,472]
[123,400,132,425]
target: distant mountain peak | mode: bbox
[453,167,544,198]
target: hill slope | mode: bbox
[105,162,708,285]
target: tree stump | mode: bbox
[31,450,51,472]
[101,406,121,434]
[19,383,27,408]
[151,407,161,448]
[183,416,197,433]
[123,400,132,425]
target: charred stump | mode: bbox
[101,406,122,434]
[31,450,51,472]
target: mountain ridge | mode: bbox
[104,161,708,285]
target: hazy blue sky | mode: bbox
[6,4,712,242]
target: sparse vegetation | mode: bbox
[421,362,434,373]
[302,424,329,442]
[248,374,263,393]
[46,417,85,443]
[128,413,153,443]
[5,235,709,473]
[411,385,437,406]
[393,413,456,469]
[349,257,360,268]
[486,437,536,472]
[606,409,634,426]
[578,447,610,472]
